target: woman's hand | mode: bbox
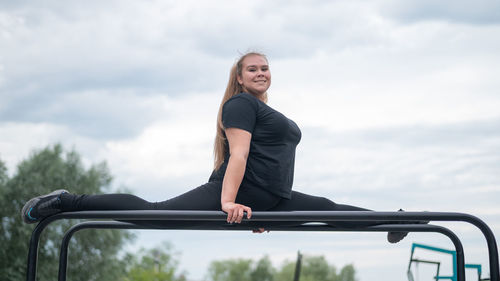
[252,228,269,233]
[222,202,252,223]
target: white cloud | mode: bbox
[0,122,102,174]
[0,63,4,90]
[101,92,220,197]
[378,0,500,24]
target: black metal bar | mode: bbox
[26,215,61,281]
[57,221,466,281]
[58,221,141,281]
[409,259,442,280]
[26,210,499,281]
[410,258,442,265]
[293,251,302,281]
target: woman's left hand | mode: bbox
[222,202,252,223]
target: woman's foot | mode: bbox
[387,231,408,243]
[21,189,68,224]
[386,209,429,243]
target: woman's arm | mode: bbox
[221,127,253,223]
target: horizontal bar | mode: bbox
[410,259,442,265]
[58,221,465,281]
[42,210,489,222]
[27,210,499,281]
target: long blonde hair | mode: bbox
[213,52,268,170]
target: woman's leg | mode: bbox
[268,191,417,243]
[60,193,156,211]
[235,185,282,211]
[58,183,281,228]
[55,182,225,228]
[268,191,377,227]
[60,181,224,212]
[23,182,277,226]
[269,191,371,212]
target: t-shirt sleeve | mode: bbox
[222,96,258,133]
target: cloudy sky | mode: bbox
[1,0,500,280]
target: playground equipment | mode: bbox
[408,243,490,281]
[25,210,499,281]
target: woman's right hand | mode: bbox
[221,202,252,223]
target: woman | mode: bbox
[22,52,412,243]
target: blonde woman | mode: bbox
[22,52,415,243]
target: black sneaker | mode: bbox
[21,189,68,224]
[387,209,429,244]
[387,230,408,243]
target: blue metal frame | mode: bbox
[465,264,483,281]
[409,243,458,281]
[408,243,488,281]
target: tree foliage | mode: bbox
[207,254,356,281]
[123,242,186,281]
[300,255,337,281]
[208,258,254,281]
[0,144,134,281]
[250,255,275,281]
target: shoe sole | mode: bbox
[21,189,68,224]
[387,231,409,243]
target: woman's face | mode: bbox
[237,55,271,97]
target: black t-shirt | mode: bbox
[209,92,302,199]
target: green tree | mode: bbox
[250,255,275,281]
[0,144,134,281]
[207,254,355,281]
[208,258,253,281]
[299,255,337,281]
[274,255,357,281]
[338,264,356,281]
[208,255,275,281]
[123,242,186,281]
[273,259,295,281]
[0,159,10,273]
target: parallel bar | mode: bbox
[25,211,499,281]
[57,221,466,281]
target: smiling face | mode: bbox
[237,54,271,99]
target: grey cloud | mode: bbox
[0,52,229,138]
[0,2,234,139]
[0,0,342,138]
[357,119,500,148]
[0,2,230,97]
[378,0,500,24]
[2,1,500,140]
[7,0,497,111]
[190,1,387,59]
[306,118,500,148]
[0,90,169,139]
[295,118,500,200]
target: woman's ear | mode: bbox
[237,75,243,85]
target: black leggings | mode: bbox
[61,181,370,212]
[60,181,375,227]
